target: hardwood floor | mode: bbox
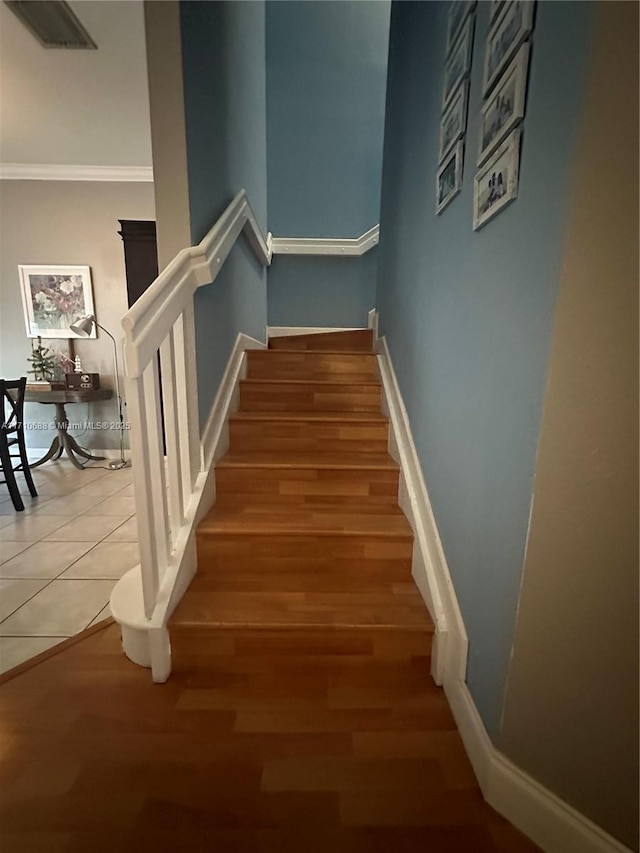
[0,330,539,851]
[0,621,538,852]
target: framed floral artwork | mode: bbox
[18,265,96,338]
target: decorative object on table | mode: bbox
[478,42,530,165]
[0,378,38,511]
[442,14,475,108]
[70,314,127,470]
[437,139,465,215]
[27,337,57,383]
[446,0,476,54]
[473,129,521,230]
[439,80,469,163]
[65,372,100,390]
[482,0,535,95]
[18,264,95,339]
[45,339,75,381]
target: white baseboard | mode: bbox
[201,333,266,471]
[374,322,631,853]
[367,308,379,341]
[447,678,633,853]
[267,326,364,339]
[374,330,468,687]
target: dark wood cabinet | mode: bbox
[118,220,158,308]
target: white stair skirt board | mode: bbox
[372,310,631,853]
[267,326,365,338]
[109,332,265,683]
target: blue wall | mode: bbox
[266,1,390,327]
[180,0,268,425]
[377,1,593,736]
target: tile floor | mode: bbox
[0,460,137,675]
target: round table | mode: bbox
[24,387,114,470]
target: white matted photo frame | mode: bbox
[478,42,530,165]
[439,80,469,163]
[442,15,475,108]
[473,129,521,230]
[483,1,535,96]
[489,0,507,24]
[18,265,96,339]
[436,139,464,215]
[446,0,476,55]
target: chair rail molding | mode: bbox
[271,224,379,256]
[0,163,154,182]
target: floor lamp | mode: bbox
[69,313,127,470]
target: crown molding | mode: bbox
[0,163,153,182]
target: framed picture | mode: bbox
[442,15,474,108]
[446,0,476,55]
[439,81,469,163]
[473,129,521,230]
[489,0,507,24]
[478,42,530,165]
[483,1,535,95]
[18,265,96,339]
[436,140,464,215]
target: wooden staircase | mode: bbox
[171,329,433,642]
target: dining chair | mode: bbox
[0,378,38,511]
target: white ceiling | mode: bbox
[0,0,152,167]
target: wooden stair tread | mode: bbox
[241,378,381,387]
[268,329,373,352]
[199,503,413,537]
[252,348,378,357]
[217,450,398,470]
[172,588,433,631]
[230,410,388,423]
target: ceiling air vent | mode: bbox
[5,1,97,49]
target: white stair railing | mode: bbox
[116,191,270,675]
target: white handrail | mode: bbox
[121,190,270,641]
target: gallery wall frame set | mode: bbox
[478,42,530,165]
[437,1,476,215]
[440,81,469,163]
[473,0,536,230]
[437,140,465,215]
[18,265,96,339]
[442,13,475,109]
[483,0,535,95]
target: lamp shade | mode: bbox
[70,314,96,337]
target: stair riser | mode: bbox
[229,421,389,453]
[240,382,382,412]
[188,575,413,593]
[268,330,373,352]
[171,627,432,672]
[196,534,414,563]
[246,351,379,382]
[215,467,399,504]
